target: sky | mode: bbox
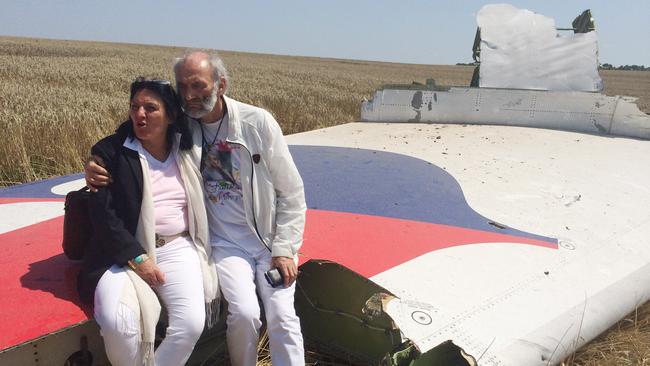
[0,0,648,66]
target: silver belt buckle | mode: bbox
[155,235,166,248]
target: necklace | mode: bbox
[200,115,224,171]
[201,115,224,147]
[200,98,228,148]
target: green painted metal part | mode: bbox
[295,259,475,366]
[571,9,595,34]
[296,260,402,363]
[392,341,476,366]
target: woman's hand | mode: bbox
[133,260,165,287]
[85,155,112,192]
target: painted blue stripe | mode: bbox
[0,174,83,198]
[290,145,555,243]
[0,146,554,243]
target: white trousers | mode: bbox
[212,246,304,366]
[94,237,205,366]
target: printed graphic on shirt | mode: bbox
[202,140,242,204]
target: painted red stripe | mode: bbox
[0,206,555,350]
[0,216,89,350]
[299,209,556,278]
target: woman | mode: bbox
[77,77,219,366]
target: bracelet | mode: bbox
[127,254,150,270]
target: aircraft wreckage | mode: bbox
[2,4,649,366]
[361,4,650,140]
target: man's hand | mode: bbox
[271,256,298,288]
[85,155,112,192]
[133,260,166,287]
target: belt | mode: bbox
[155,231,189,248]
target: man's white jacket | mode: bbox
[188,95,307,258]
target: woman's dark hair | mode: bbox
[127,77,192,150]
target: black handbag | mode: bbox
[62,186,91,260]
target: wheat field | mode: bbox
[2,36,650,365]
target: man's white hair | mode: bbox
[173,49,230,93]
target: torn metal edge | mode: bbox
[296,259,477,365]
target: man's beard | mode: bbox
[184,87,218,119]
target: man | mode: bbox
[87,50,307,366]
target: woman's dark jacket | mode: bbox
[77,119,193,304]
[77,122,147,304]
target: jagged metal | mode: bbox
[295,260,474,365]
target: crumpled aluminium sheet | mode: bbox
[477,4,603,92]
